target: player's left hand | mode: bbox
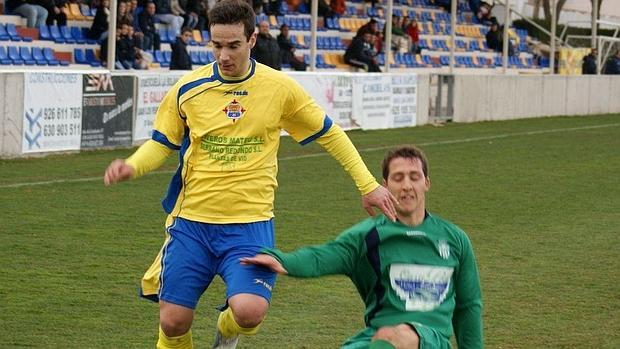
[362,186,398,222]
[240,254,288,274]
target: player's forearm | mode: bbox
[262,246,351,277]
[315,125,379,195]
[125,140,173,178]
[453,302,483,349]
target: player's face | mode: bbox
[384,157,429,218]
[211,23,256,77]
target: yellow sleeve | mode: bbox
[279,77,330,144]
[125,140,173,178]
[315,124,380,195]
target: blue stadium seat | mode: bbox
[49,25,65,43]
[85,48,101,67]
[60,26,76,44]
[201,30,210,42]
[31,47,48,65]
[199,51,209,64]
[19,47,36,65]
[207,51,215,62]
[190,51,200,64]
[70,27,87,44]
[7,46,24,64]
[159,28,170,43]
[74,48,88,64]
[0,47,11,64]
[6,24,22,41]
[164,51,172,62]
[43,47,59,65]
[38,25,52,41]
[167,29,177,43]
[0,25,9,41]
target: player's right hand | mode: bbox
[240,254,288,274]
[103,159,135,186]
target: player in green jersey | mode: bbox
[242,146,483,349]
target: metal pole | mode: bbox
[549,0,557,75]
[309,0,318,71]
[106,0,118,71]
[449,0,456,73]
[591,0,598,48]
[502,0,511,73]
[384,0,393,72]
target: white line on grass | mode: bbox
[1,122,618,189]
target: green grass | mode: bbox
[1,114,619,348]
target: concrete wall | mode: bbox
[416,74,430,126]
[453,75,620,123]
[0,74,24,157]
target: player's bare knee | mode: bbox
[160,316,192,337]
[373,327,397,342]
[229,294,269,328]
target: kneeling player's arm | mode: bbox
[315,124,379,195]
[125,140,174,178]
[262,235,360,278]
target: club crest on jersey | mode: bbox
[437,240,450,259]
[390,264,454,311]
[223,99,246,122]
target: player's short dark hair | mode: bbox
[382,146,429,180]
[208,0,256,40]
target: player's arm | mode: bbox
[280,80,397,220]
[241,229,363,278]
[452,232,484,349]
[104,82,185,186]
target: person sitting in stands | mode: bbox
[7,0,48,28]
[344,32,381,72]
[277,24,306,71]
[251,20,281,70]
[170,27,193,70]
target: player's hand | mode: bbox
[240,254,288,275]
[362,186,398,222]
[103,159,135,186]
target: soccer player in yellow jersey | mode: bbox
[103,0,397,348]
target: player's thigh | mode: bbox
[408,323,451,349]
[159,217,216,309]
[217,220,277,302]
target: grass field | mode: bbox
[1,114,619,349]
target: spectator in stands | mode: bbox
[260,0,282,16]
[304,0,333,18]
[277,24,306,71]
[356,18,378,38]
[485,22,502,52]
[431,0,451,11]
[139,1,161,51]
[170,27,193,70]
[116,22,140,69]
[33,0,67,27]
[581,48,597,75]
[471,0,496,26]
[6,0,48,28]
[154,0,185,36]
[88,0,110,40]
[344,32,381,72]
[179,0,202,29]
[330,0,345,17]
[390,15,409,54]
[602,50,620,75]
[251,20,281,70]
[405,17,420,54]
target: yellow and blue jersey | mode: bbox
[138,60,341,223]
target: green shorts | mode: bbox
[341,323,451,349]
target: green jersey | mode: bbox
[264,213,483,348]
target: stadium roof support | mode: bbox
[309,0,318,71]
[449,0,456,73]
[384,0,394,72]
[107,0,118,71]
[502,0,510,73]
[591,0,598,48]
[550,0,557,75]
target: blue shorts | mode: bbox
[158,217,276,309]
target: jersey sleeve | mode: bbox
[262,228,366,278]
[151,82,186,150]
[279,77,332,145]
[452,231,484,349]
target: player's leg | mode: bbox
[371,324,419,349]
[213,219,276,348]
[153,217,217,349]
[371,323,450,349]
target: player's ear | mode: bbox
[249,32,257,48]
[382,178,387,187]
